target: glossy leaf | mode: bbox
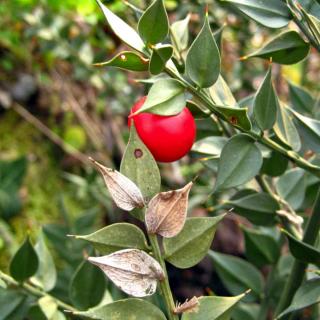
[10,237,39,282]
[181,292,247,320]
[88,249,164,297]
[282,229,320,267]
[149,44,173,75]
[69,260,106,310]
[253,66,278,130]
[73,298,166,320]
[120,123,160,200]
[214,134,263,191]
[72,223,149,255]
[215,105,252,131]
[242,226,281,267]
[186,15,220,88]
[226,191,279,225]
[164,215,225,268]
[223,0,290,28]
[276,168,306,210]
[138,0,169,45]
[38,296,58,320]
[94,51,149,72]
[192,136,228,156]
[32,231,57,292]
[209,75,237,107]
[277,278,320,319]
[95,0,145,53]
[209,251,264,298]
[246,31,310,65]
[146,182,192,238]
[171,15,190,52]
[289,81,315,115]
[291,109,320,153]
[273,103,301,152]
[90,158,144,211]
[134,79,186,115]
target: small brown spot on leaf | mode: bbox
[229,116,238,125]
[134,149,143,158]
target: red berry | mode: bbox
[129,96,196,162]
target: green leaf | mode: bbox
[0,289,25,320]
[186,14,220,88]
[71,223,149,255]
[253,66,278,130]
[181,292,247,320]
[163,216,225,269]
[261,151,289,177]
[73,298,167,320]
[277,278,320,319]
[10,237,39,282]
[232,302,260,320]
[223,0,290,28]
[289,81,315,115]
[192,136,228,156]
[225,191,279,225]
[282,229,320,267]
[242,226,281,267]
[134,79,186,115]
[94,51,149,72]
[214,134,263,192]
[290,108,320,153]
[275,168,306,210]
[171,14,190,52]
[95,0,145,53]
[215,105,252,131]
[0,157,27,219]
[273,103,301,152]
[32,230,57,292]
[149,44,173,75]
[138,0,169,45]
[69,260,106,310]
[120,123,161,200]
[299,6,320,44]
[246,31,310,65]
[209,251,264,298]
[38,296,58,320]
[208,75,237,107]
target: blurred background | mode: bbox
[1,0,319,305]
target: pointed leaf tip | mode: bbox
[146,182,193,238]
[90,157,144,211]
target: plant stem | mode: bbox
[0,270,77,313]
[275,187,320,317]
[148,234,179,320]
[164,66,320,178]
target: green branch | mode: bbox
[148,234,179,320]
[0,270,77,313]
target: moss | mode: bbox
[0,110,85,266]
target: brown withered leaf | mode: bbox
[88,249,164,297]
[89,157,144,211]
[146,182,193,238]
[174,297,200,314]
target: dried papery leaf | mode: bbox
[88,249,164,297]
[89,157,144,211]
[174,297,200,314]
[146,182,193,238]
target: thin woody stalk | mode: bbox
[0,270,77,313]
[148,234,179,320]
